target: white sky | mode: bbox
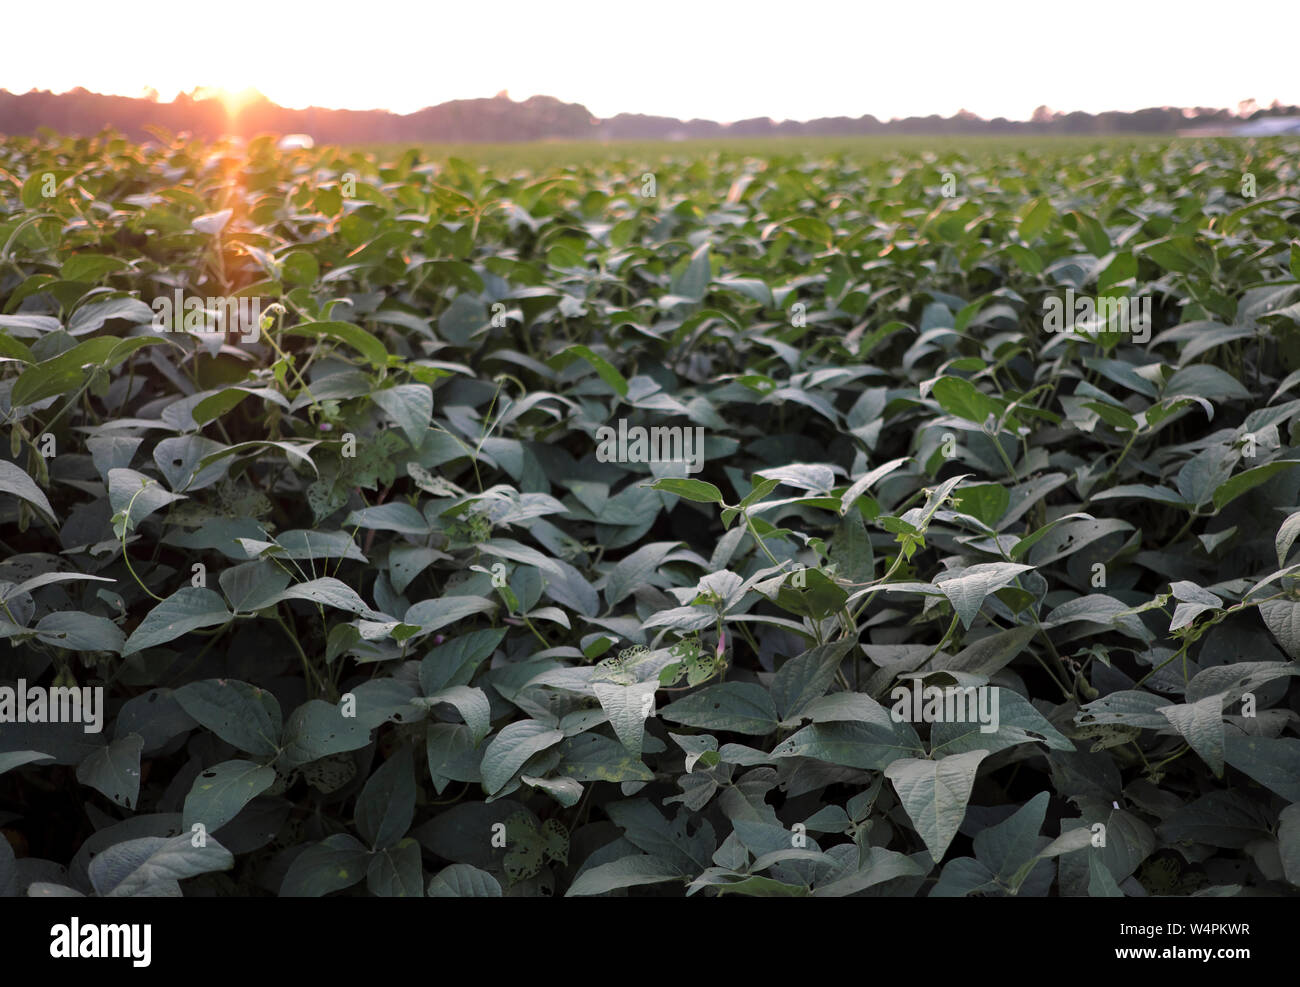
[3,0,1296,123]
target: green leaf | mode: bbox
[928,689,1072,757]
[89,834,234,897]
[660,682,778,735]
[603,800,715,874]
[0,751,56,774]
[344,502,431,535]
[371,383,433,447]
[561,344,628,397]
[0,460,56,522]
[174,679,282,757]
[284,321,388,368]
[271,576,381,615]
[279,700,372,769]
[1222,735,1300,802]
[669,733,720,773]
[1276,511,1300,567]
[367,839,424,897]
[75,733,144,809]
[1007,244,1043,275]
[705,873,811,896]
[1158,695,1225,777]
[1186,660,1300,703]
[0,332,34,363]
[68,297,155,334]
[646,477,724,504]
[192,209,232,235]
[671,243,712,302]
[1088,851,1125,897]
[1258,599,1300,659]
[566,854,683,896]
[839,457,907,515]
[404,595,497,637]
[1009,512,1102,560]
[1212,461,1300,512]
[182,759,277,833]
[419,686,492,745]
[1019,198,1053,240]
[765,566,849,620]
[280,833,370,897]
[1090,485,1191,509]
[61,253,131,282]
[1,571,115,600]
[1166,364,1251,403]
[123,588,232,655]
[884,749,989,863]
[521,774,583,807]
[480,720,564,795]
[1083,400,1138,432]
[356,745,416,850]
[953,483,1010,526]
[437,294,487,346]
[605,541,679,608]
[153,434,229,492]
[219,560,292,613]
[389,544,447,595]
[0,313,59,337]
[34,611,124,654]
[1171,323,1258,366]
[828,511,874,585]
[934,563,1034,629]
[108,467,187,532]
[714,277,773,307]
[1076,690,1173,729]
[592,680,658,757]
[972,790,1050,886]
[1279,804,1300,887]
[281,250,320,286]
[811,846,927,897]
[783,216,834,245]
[1026,518,1133,566]
[771,640,854,722]
[419,628,505,693]
[772,719,924,770]
[427,863,502,896]
[932,376,1002,424]
[192,388,251,426]
[1141,235,1213,275]
[555,733,654,783]
[1069,210,1111,257]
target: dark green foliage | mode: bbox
[1,131,1299,897]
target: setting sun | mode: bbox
[214,87,262,116]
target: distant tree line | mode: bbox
[1,87,1295,142]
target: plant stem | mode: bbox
[743,508,781,566]
[275,607,327,697]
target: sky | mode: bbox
[4,0,1297,123]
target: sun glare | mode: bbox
[192,86,262,119]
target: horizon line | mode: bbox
[2,85,1291,129]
